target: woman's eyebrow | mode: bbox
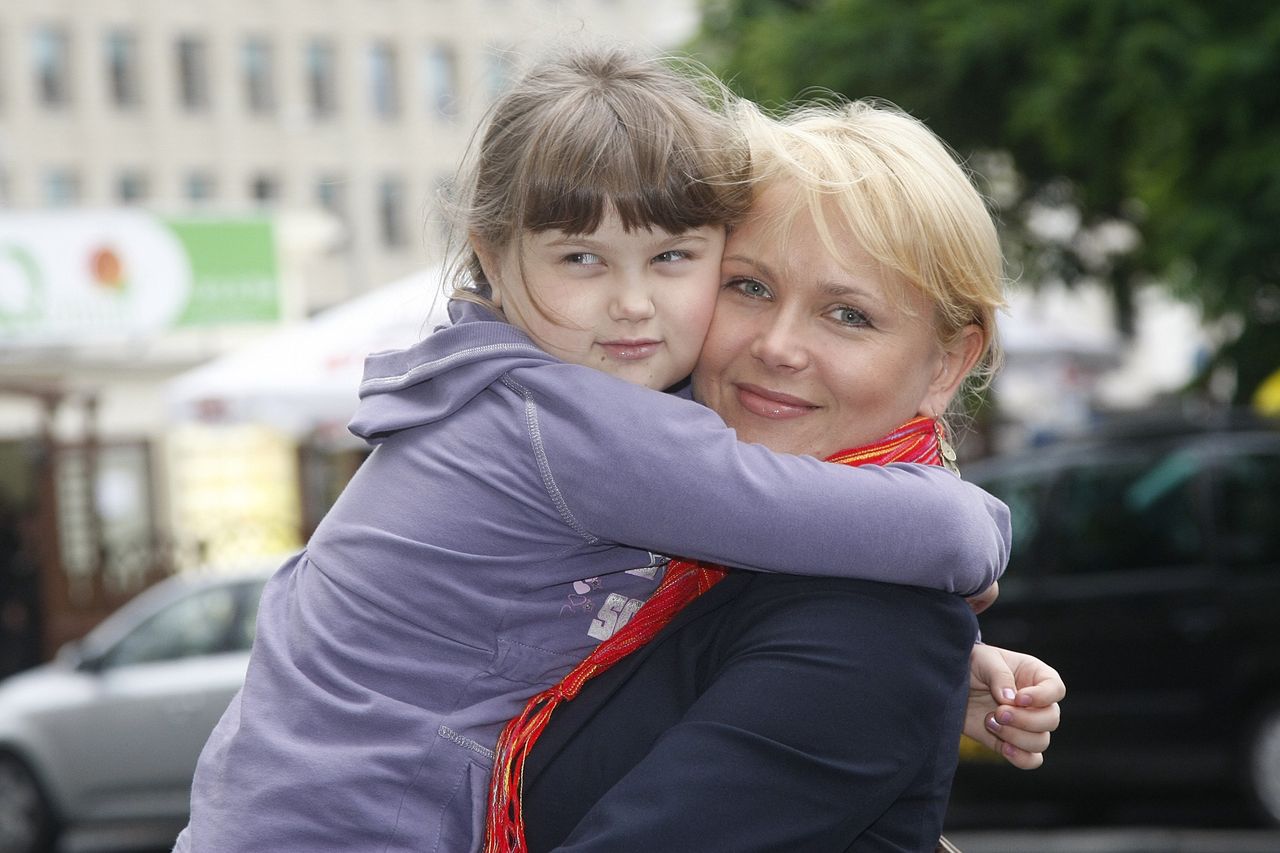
[722,253,774,277]
[818,280,873,300]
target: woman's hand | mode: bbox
[964,643,1064,770]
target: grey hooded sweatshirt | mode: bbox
[178,300,1010,853]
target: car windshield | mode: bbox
[98,580,263,668]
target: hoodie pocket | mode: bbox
[432,758,489,853]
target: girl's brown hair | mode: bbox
[446,45,750,304]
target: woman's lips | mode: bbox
[599,340,661,360]
[734,383,818,418]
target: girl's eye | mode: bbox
[653,249,691,264]
[565,252,603,265]
[728,277,772,300]
[829,306,871,327]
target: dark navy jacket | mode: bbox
[524,571,977,852]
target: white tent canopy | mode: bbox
[167,268,452,437]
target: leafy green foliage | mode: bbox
[693,0,1280,401]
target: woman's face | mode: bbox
[692,184,977,458]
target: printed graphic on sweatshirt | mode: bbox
[562,556,663,638]
[559,575,600,618]
[587,593,645,641]
[624,551,670,581]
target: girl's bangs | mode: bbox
[519,118,742,236]
[522,177,735,236]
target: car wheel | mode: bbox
[0,751,54,853]
[1247,702,1280,826]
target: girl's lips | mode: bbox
[599,340,661,360]
[735,383,818,418]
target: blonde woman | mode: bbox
[516,100,1065,852]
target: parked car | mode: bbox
[0,567,271,853]
[951,410,1280,825]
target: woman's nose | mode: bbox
[748,314,809,371]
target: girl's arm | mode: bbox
[523,364,1009,596]
[965,643,1066,769]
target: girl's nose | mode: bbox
[609,279,657,322]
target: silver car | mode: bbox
[0,568,270,853]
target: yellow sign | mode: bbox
[1254,367,1280,416]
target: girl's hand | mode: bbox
[965,581,998,615]
[964,643,1065,770]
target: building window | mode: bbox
[368,41,400,119]
[316,174,347,220]
[422,43,459,121]
[177,36,211,110]
[378,176,406,248]
[242,36,276,115]
[116,170,149,205]
[43,169,81,206]
[185,171,217,205]
[306,39,338,119]
[251,173,281,205]
[106,30,142,108]
[33,27,73,107]
[55,444,158,588]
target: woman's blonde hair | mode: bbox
[445,45,751,306]
[735,98,1006,400]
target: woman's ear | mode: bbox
[922,324,985,416]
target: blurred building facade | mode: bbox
[0,0,1219,672]
[0,0,695,305]
[0,0,698,668]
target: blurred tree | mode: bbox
[693,0,1280,403]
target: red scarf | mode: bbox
[484,415,949,852]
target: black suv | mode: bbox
[951,408,1280,825]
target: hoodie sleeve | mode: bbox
[511,365,1010,597]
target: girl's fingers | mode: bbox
[969,709,1049,769]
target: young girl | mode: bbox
[176,46,1009,853]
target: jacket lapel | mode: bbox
[523,570,750,785]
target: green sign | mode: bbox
[168,218,281,325]
[0,211,283,345]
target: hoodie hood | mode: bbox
[349,300,553,443]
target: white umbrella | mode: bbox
[167,268,452,436]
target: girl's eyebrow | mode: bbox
[546,232,714,250]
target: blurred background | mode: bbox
[0,1,1277,851]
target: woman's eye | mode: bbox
[565,252,603,265]
[728,277,771,299]
[830,306,871,327]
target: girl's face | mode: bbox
[479,209,725,391]
[692,184,981,458]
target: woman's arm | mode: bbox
[523,574,977,852]
[525,364,1010,596]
